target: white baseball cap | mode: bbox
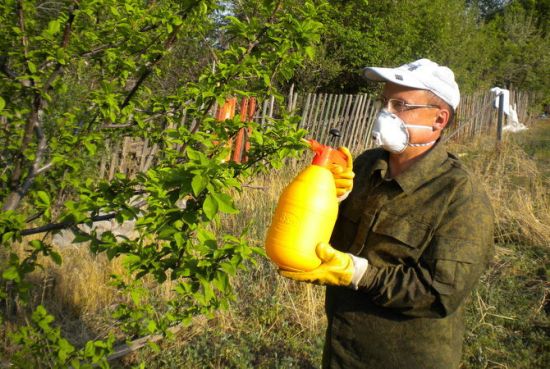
[363,58,460,110]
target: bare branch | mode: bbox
[2,119,49,211]
[17,0,30,65]
[61,3,76,48]
[41,3,77,92]
[120,24,182,109]
[101,123,134,129]
[35,162,54,175]
[20,212,118,236]
[3,4,79,211]
[0,56,33,87]
[20,199,148,236]
[80,44,113,58]
[0,55,19,79]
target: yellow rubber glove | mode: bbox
[329,147,354,199]
[279,242,368,288]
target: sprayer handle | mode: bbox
[306,139,349,168]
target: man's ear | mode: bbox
[433,109,450,131]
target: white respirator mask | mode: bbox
[372,109,436,154]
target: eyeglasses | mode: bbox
[378,96,440,113]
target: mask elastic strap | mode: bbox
[409,140,437,147]
[405,124,433,130]
[404,124,435,147]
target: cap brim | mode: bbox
[363,67,426,90]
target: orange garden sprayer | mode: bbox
[265,135,347,272]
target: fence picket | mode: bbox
[343,94,362,148]
[353,95,371,150]
[320,93,335,144]
[311,93,325,138]
[300,93,312,129]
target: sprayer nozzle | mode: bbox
[305,138,347,168]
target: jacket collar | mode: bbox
[370,143,450,194]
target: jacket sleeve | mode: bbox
[358,179,495,318]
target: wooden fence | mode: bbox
[285,88,535,151]
[100,89,536,179]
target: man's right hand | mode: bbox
[330,147,354,200]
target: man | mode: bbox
[280,59,495,369]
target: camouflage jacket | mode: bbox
[323,143,495,369]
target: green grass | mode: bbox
[462,243,549,369]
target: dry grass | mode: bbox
[447,133,550,247]
[3,126,549,367]
[219,162,327,331]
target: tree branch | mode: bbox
[61,3,76,48]
[17,0,30,67]
[20,199,148,236]
[35,161,54,175]
[6,1,40,199]
[3,4,79,211]
[2,119,48,211]
[42,3,77,93]
[118,0,203,110]
[20,212,117,236]
[6,93,44,198]
[120,25,182,109]
[0,55,21,80]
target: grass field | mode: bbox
[2,120,549,368]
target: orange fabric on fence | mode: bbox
[215,96,256,164]
[244,98,256,162]
[213,97,237,162]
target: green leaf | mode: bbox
[146,320,157,334]
[250,129,264,145]
[196,226,215,242]
[202,194,218,219]
[2,231,14,243]
[304,45,315,59]
[110,6,120,16]
[2,266,20,282]
[191,174,208,196]
[50,251,62,265]
[47,20,61,35]
[56,48,66,65]
[186,148,202,161]
[84,142,97,155]
[123,254,140,268]
[148,341,161,353]
[0,96,5,111]
[36,191,50,206]
[29,239,46,251]
[58,338,75,362]
[72,233,91,243]
[27,61,37,74]
[212,271,229,293]
[263,73,271,87]
[174,232,185,248]
[212,192,239,214]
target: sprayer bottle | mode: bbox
[265,139,348,272]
